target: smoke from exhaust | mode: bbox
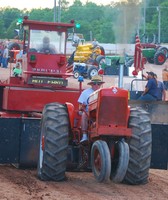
[113,0,143,44]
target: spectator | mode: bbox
[92,38,98,47]
[0,50,2,67]
[138,71,158,101]
[78,75,105,142]
[154,73,166,101]
[162,65,168,90]
[2,45,9,68]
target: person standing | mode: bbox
[2,45,9,68]
[139,71,158,101]
[162,65,168,90]
[154,73,166,101]
[78,75,105,142]
[0,50,2,67]
[92,38,98,47]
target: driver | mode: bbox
[39,36,57,54]
[78,75,105,143]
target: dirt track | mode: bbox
[0,165,168,200]
[0,63,168,200]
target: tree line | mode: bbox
[0,0,168,44]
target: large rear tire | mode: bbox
[157,47,168,58]
[91,140,111,182]
[154,51,166,65]
[110,140,129,183]
[124,107,152,185]
[37,103,69,181]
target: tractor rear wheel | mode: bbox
[110,140,129,183]
[96,55,105,68]
[91,140,111,182]
[37,102,69,181]
[124,107,152,185]
[8,42,21,51]
[157,47,168,58]
[154,51,166,65]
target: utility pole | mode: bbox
[123,7,127,43]
[90,31,93,42]
[54,0,56,22]
[157,6,161,44]
[143,0,146,42]
[58,0,61,22]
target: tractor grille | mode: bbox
[98,96,128,127]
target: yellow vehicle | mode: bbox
[68,43,105,66]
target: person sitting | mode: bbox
[13,62,22,77]
[92,46,101,58]
[78,75,105,143]
[38,36,57,54]
[138,71,158,101]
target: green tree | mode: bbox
[0,19,6,38]
[145,1,168,43]
[1,0,168,43]
[1,8,21,29]
[29,8,53,22]
[6,20,18,39]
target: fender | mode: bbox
[65,102,75,128]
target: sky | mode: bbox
[0,0,121,10]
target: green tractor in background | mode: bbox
[141,43,167,65]
[99,43,168,77]
[99,55,132,76]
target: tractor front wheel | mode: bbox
[110,140,129,183]
[87,66,98,79]
[91,140,111,182]
[124,107,152,185]
[147,57,154,64]
[73,71,80,79]
[37,103,69,181]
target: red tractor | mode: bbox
[38,87,152,184]
[0,17,158,185]
[0,16,80,167]
[131,36,167,70]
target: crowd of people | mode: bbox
[0,40,23,76]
